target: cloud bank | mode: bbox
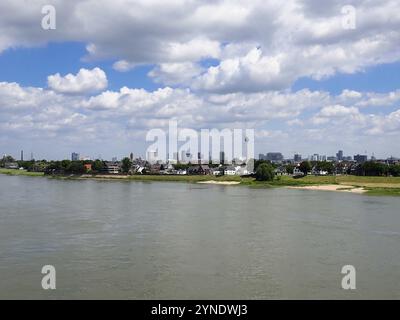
[0,0,399,158]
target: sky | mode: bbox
[0,0,400,160]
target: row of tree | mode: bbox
[254,160,400,180]
[44,160,106,174]
[354,161,400,176]
[297,160,400,176]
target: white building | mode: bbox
[224,166,237,175]
[235,166,249,175]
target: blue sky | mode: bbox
[2,42,400,94]
[0,42,160,92]
[293,62,400,95]
[0,0,400,160]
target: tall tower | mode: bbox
[20,150,24,161]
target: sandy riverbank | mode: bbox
[197,180,241,185]
[287,184,366,194]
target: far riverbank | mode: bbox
[1,168,400,196]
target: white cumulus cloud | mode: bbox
[47,68,108,94]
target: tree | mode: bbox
[389,164,400,177]
[173,163,189,170]
[254,159,271,171]
[255,163,275,181]
[92,159,105,172]
[285,164,295,174]
[121,157,132,174]
[315,161,334,174]
[17,160,35,171]
[61,160,71,170]
[357,161,388,176]
[299,161,311,175]
[67,161,85,174]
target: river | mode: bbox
[0,174,399,299]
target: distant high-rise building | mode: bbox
[130,152,134,161]
[354,154,368,163]
[71,152,79,161]
[220,151,225,164]
[112,157,118,162]
[294,154,302,162]
[266,152,284,162]
[336,150,343,161]
[20,150,23,161]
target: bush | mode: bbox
[255,163,275,181]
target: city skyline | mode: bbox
[3,147,399,163]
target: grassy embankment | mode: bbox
[255,175,400,196]
[0,168,44,177]
[1,168,400,196]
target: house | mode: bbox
[101,162,120,174]
[236,165,249,176]
[210,168,222,176]
[274,166,287,176]
[224,166,237,175]
[311,166,328,176]
[133,165,146,174]
[4,162,19,169]
[293,167,304,177]
[187,165,210,175]
[149,164,162,174]
[176,169,187,175]
[83,163,92,172]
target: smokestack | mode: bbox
[21,150,23,161]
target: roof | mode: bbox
[225,166,236,170]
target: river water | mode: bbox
[0,174,399,299]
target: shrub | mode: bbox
[255,163,275,181]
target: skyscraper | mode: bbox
[294,154,302,162]
[266,152,284,162]
[336,150,343,161]
[71,152,79,161]
[354,154,368,163]
[220,151,225,164]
